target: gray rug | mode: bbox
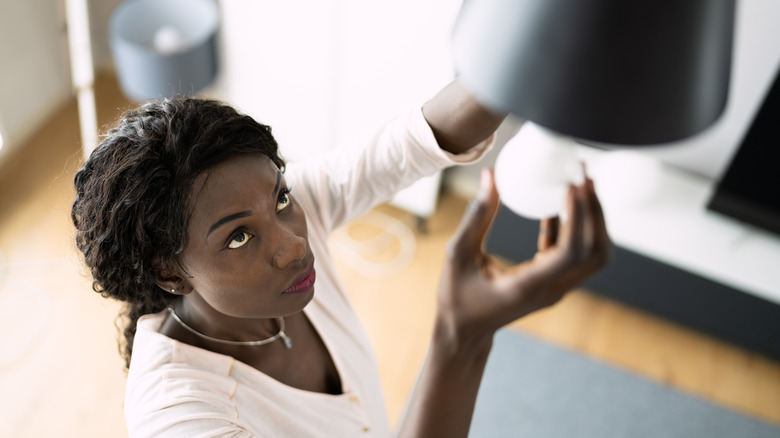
[469,330,780,437]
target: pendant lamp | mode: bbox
[453,0,736,218]
[453,0,736,145]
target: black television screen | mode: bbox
[708,64,780,236]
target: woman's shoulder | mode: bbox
[127,311,238,399]
[125,313,241,435]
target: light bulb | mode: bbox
[590,150,664,207]
[494,122,581,219]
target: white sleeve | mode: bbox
[126,371,259,438]
[286,105,494,233]
[129,405,257,438]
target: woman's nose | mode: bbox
[273,233,306,269]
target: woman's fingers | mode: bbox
[508,185,580,286]
[580,177,611,272]
[510,178,610,297]
[537,216,559,251]
[446,168,500,268]
[534,178,610,291]
[553,183,585,265]
[439,167,612,329]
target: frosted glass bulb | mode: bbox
[152,26,189,55]
[591,150,664,206]
[494,122,581,219]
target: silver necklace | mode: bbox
[166,307,293,349]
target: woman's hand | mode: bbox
[436,167,611,348]
[400,168,609,438]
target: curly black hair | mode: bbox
[72,97,284,368]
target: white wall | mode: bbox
[0,0,122,162]
[214,0,462,217]
[215,0,460,161]
[0,0,70,159]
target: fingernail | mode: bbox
[477,168,490,200]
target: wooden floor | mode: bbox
[1,73,778,437]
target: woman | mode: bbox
[72,79,609,437]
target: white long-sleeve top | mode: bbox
[124,106,493,437]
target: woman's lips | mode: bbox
[283,267,316,295]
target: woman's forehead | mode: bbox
[188,155,280,221]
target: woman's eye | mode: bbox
[228,231,253,249]
[277,189,291,212]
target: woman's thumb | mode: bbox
[447,168,500,265]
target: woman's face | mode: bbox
[177,153,315,318]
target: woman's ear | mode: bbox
[152,257,191,296]
[156,280,190,296]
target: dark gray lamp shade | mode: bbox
[109,0,219,102]
[452,0,736,145]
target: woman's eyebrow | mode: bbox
[206,211,252,238]
[205,170,280,239]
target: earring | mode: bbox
[170,288,176,293]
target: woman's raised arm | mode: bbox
[422,79,507,155]
[398,168,610,437]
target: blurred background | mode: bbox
[1,1,779,436]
